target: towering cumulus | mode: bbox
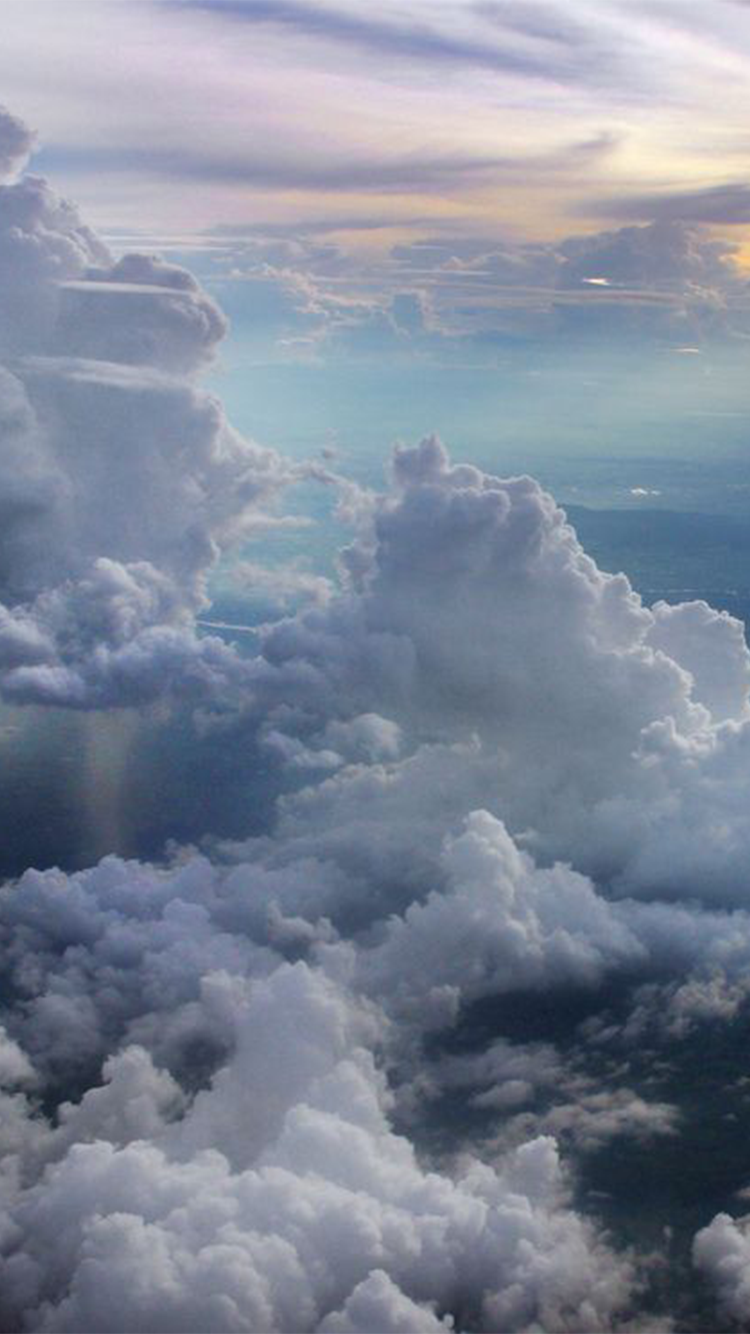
[4,108,750,1332]
[0,106,296,709]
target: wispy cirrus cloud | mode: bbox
[169,0,627,87]
[37,131,618,199]
[2,0,749,244]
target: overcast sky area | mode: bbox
[6,4,750,1332]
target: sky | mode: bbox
[4,0,750,471]
[5,0,750,242]
[6,5,750,1333]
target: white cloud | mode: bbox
[243,433,750,906]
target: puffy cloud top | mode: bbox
[57,253,228,374]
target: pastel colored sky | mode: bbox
[7,1,750,468]
[4,0,750,248]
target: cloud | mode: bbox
[56,253,228,374]
[0,930,639,1332]
[175,0,622,86]
[0,105,35,181]
[588,181,750,225]
[359,811,647,1018]
[0,108,306,708]
[8,99,750,1332]
[0,0,745,268]
[226,559,334,613]
[209,216,749,363]
[0,173,109,357]
[42,134,618,198]
[2,752,750,1328]
[318,1269,454,1332]
[245,438,691,865]
[506,1087,679,1155]
[206,431,750,924]
[693,1212,750,1323]
[557,218,738,290]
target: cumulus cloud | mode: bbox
[506,1087,679,1155]
[238,433,750,906]
[693,1212,750,1323]
[359,811,646,1018]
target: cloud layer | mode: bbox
[3,105,750,1331]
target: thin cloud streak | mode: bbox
[36,133,618,198]
[169,0,626,87]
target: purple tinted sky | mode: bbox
[4,0,750,252]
